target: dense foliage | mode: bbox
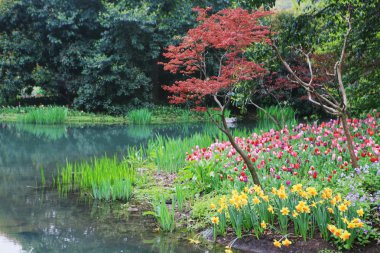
[0,0,232,113]
[0,0,378,115]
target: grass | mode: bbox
[57,155,136,201]
[127,108,152,124]
[144,195,176,232]
[175,185,186,211]
[147,124,251,172]
[151,106,207,122]
[147,133,215,172]
[19,106,68,124]
[0,105,212,124]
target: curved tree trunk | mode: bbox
[221,115,261,186]
[209,95,261,186]
[341,113,358,168]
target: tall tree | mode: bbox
[161,7,271,186]
[272,5,361,168]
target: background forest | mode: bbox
[0,0,379,116]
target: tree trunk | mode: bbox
[221,116,262,186]
[341,113,358,168]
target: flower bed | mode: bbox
[180,113,380,250]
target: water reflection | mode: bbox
[0,123,238,253]
[0,234,27,253]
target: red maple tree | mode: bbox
[160,7,271,186]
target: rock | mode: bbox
[200,228,213,241]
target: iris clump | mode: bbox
[144,195,176,232]
[19,106,68,124]
[256,105,297,130]
[57,155,135,201]
[147,125,250,173]
[147,133,215,172]
[127,108,152,124]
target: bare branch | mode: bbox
[272,44,310,88]
[336,15,352,108]
[206,110,228,134]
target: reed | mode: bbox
[175,185,186,211]
[147,124,251,172]
[147,133,215,172]
[127,108,152,124]
[57,155,136,201]
[19,106,68,124]
[257,105,297,130]
[144,195,175,232]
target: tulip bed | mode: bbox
[181,113,380,250]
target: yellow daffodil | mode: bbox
[210,203,216,209]
[334,194,342,202]
[306,187,317,197]
[253,184,262,193]
[267,205,274,214]
[299,190,309,199]
[253,197,261,204]
[328,207,334,214]
[295,201,310,213]
[292,211,299,218]
[225,246,233,253]
[273,239,281,248]
[334,229,343,237]
[327,224,337,233]
[321,188,333,199]
[282,238,292,247]
[338,203,348,212]
[340,230,351,241]
[357,208,364,217]
[277,190,287,199]
[344,200,351,206]
[291,183,303,193]
[261,220,267,229]
[261,195,269,202]
[280,207,290,216]
[211,216,219,224]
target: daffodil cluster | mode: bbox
[209,184,370,249]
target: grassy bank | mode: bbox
[0,106,211,125]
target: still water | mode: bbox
[0,123,245,253]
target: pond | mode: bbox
[0,123,249,253]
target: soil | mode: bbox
[212,233,380,253]
[153,170,177,187]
